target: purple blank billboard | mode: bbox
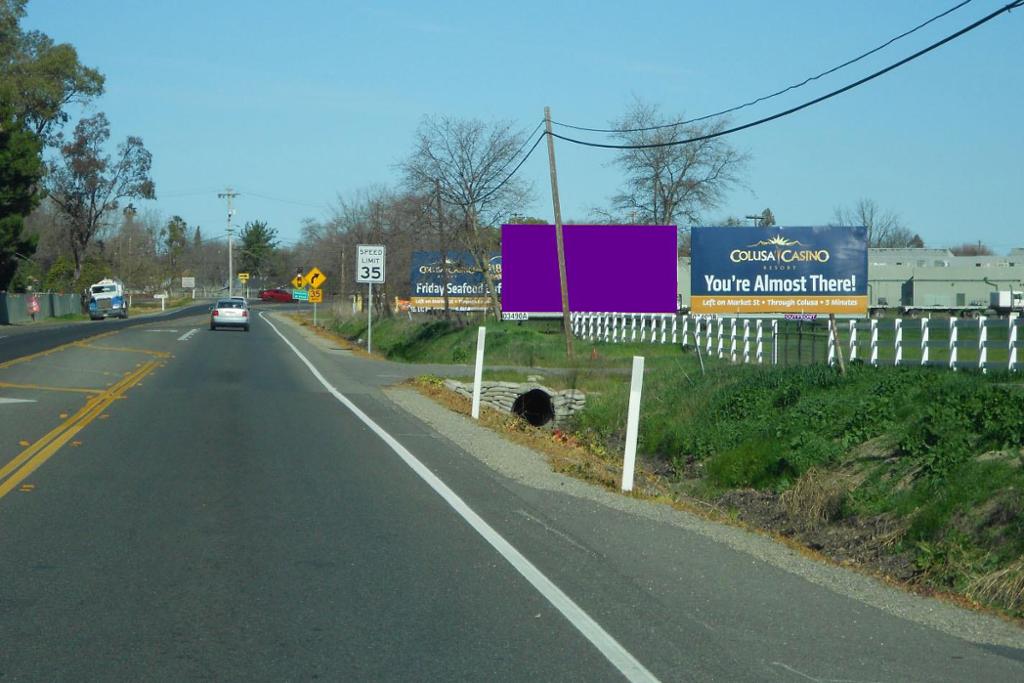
[501,224,677,313]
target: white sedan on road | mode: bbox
[209,299,250,332]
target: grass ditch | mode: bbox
[327,313,1024,619]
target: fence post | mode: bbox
[978,315,987,373]
[948,317,958,370]
[870,319,879,367]
[631,313,637,342]
[772,320,779,365]
[848,320,858,362]
[717,319,725,359]
[729,318,738,363]
[1009,314,1019,372]
[756,319,764,364]
[894,318,903,366]
[827,317,836,367]
[706,318,714,357]
[742,319,751,364]
[920,318,929,366]
[661,315,668,344]
[672,314,679,345]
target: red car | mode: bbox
[258,288,293,302]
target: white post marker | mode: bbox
[621,355,645,493]
[471,326,486,419]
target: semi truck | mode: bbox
[991,290,1024,315]
[88,278,128,320]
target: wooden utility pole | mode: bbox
[435,179,451,319]
[544,106,575,361]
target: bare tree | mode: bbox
[607,99,749,229]
[45,113,155,280]
[401,115,534,318]
[831,198,915,248]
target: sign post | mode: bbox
[356,245,386,354]
[305,267,327,328]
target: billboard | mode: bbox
[690,226,868,315]
[501,224,677,313]
[409,251,501,311]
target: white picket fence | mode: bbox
[570,312,1023,373]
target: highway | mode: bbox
[1,305,1022,681]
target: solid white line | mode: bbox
[177,328,199,342]
[259,312,658,682]
[0,397,36,405]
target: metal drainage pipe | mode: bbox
[512,388,555,427]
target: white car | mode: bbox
[210,299,250,331]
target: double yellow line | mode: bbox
[0,359,159,500]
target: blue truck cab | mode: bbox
[88,278,128,320]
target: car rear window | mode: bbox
[217,301,243,308]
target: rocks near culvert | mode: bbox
[442,380,586,426]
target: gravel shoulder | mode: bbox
[384,383,1024,650]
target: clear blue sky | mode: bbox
[25,0,1024,251]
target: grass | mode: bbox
[329,312,1024,617]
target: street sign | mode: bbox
[237,272,249,283]
[181,276,195,289]
[292,288,309,301]
[356,244,386,284]
[291,273,306,289]
[308,288,323,303]
[305,267,327,289]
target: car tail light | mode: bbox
[242,310,248,318]
[213,310,219,316]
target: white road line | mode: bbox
[260,312,658,683]
[177,328,199,342]
[0,397,37,405]
[145,329,179,333]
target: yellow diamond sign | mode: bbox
[291,273,306,289]
[305,267,327,289]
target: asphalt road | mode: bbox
[1,305,1022,681]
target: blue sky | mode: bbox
[25,0,1024,251]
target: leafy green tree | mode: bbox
[45,112,155,281]
[162,214,188,277]
[238,220,278,282]
[0,0,105,144]
[0,107,44,290]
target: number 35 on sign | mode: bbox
[356,244,385,284]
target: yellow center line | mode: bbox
[0,360,159,499]
[0,381,105,395]
[72,343,171,359]
[0,330,120,370]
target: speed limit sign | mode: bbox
[356,244,385,284]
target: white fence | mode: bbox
[570,312,1023,373]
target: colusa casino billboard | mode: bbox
[690,226,868,315]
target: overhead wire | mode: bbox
[547,0,1024,150]
[551,0,977,134]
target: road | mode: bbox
[1,305,1022,681]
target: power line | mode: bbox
[236,189,329,209]
[551,0,977,134]
[548,0,1023,151]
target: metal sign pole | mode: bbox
[313,302,317,328]
[367,282,373,354]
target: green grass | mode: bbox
[329,314,687,368]
[329,313,1024,613]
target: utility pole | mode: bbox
[435,179,451,319]
[544,106,575,361]
[218,188,239,297]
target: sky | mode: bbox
[23,0,1024,252]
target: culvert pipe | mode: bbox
[512,389,556,427]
